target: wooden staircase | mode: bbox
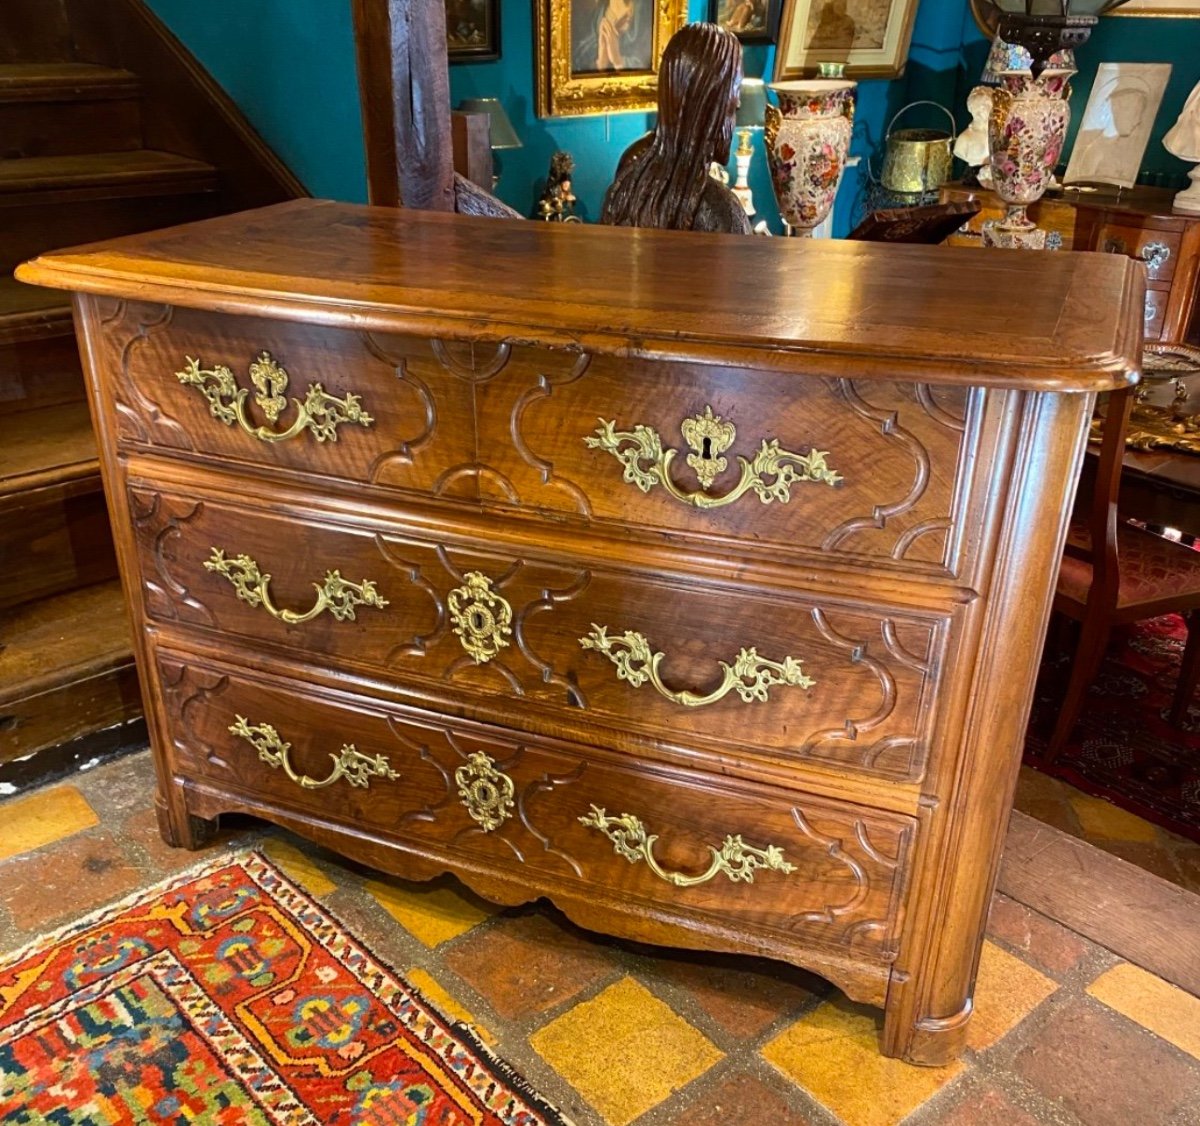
[1,0,304,771]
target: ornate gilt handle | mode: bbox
[205,548,388,625]
[580,625,814,708]
[585,405,841,510]
[176,351,373,443]
[579,805,796,888]
[229,716,399,790]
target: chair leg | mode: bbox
[1169,610,1200,727]
[1043,614,1113,766]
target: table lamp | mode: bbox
[457,97,522,187]
[1164,79,1200,213]
[732,78,766,217]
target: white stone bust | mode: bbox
[1164,78,1200,161]
[955,85,992,168]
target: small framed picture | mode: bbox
[447,0,500,63]
[710,0,784,43]
[775,0,919,79]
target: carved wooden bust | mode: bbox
[601,23,751,235]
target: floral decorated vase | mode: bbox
[765,79,856,236]
[985,73,1072,249]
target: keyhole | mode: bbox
[701,437,713,460]
[471,611,486,631]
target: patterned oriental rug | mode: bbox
[0,852,571,1125]
[1027,612,1200,844]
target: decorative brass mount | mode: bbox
[455,751,515,831]
[579,805,797,887]
[229,716,399,790]
[448,572,513,664]
[585,405,841,509]
[580,625,814,707]
[176,351,373,443]
[205,548,388,625]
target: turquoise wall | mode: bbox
[145,0,1199,232]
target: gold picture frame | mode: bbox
[774,0,920,80]
[535,0,689,118]
[1110,0,1200,15]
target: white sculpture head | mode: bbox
[954,85,993,167]
[1165,79,1200,162]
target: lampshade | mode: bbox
[736,79,767,130]
[457,97,522,150]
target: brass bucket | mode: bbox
[881,101,957,194]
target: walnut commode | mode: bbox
[18,199,1143,1063]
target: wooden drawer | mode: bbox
[96,299,999,579]
[158,648,916,962]
[91,300,477,502]
[1097,225,1181,284]
[472,349,996,577]
[130,481,955,783]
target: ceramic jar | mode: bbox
[765,80,856,236]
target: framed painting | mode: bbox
[774,0,920,80]
[709,0,784,44]
[536,0,690,117]
[447,0,500,63]
[1110,0,1200,14]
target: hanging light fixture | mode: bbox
[973,0,1127,75]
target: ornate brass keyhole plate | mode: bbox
[455,751,515,831]
[448,572,513,664]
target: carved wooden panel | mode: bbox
[472,347,998,576]
[159,649,915,958]
[94,302,477,500]
[132,483,953,782]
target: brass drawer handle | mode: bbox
[580,625,814,708]
[586,405,840,509]
[205,548,389,625]
[230,716,399,790]
[580,805,796,887]
[177,350,373,443]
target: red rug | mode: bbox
[1026,612,1200,844]
[0,852,571,1125]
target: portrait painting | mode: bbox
[536,0,688,117]
[570,0,654,74]
[710,0,784,44]
[1064,62,1173,190]
[446,0,500,63]
[774,0,919,79]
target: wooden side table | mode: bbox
[941,183,1200,347]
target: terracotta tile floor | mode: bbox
[3,750,1200,1126]
[1012,766,1200,895]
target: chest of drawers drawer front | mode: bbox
[472,348,989,576]
[91,300,478,500]
[132,484,954,784]
[1098,224,1181,284]
[158,650,916,961]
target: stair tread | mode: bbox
[0,150,218,194]
[0,275,72,343]
[0,580,134,705]
[0,400,98,495]
[0,63,140,100]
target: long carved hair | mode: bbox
[601,23,743,231]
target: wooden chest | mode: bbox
[18,200,1143,1064]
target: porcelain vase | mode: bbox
[765,80,856,237]
[985,70,1072,250]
